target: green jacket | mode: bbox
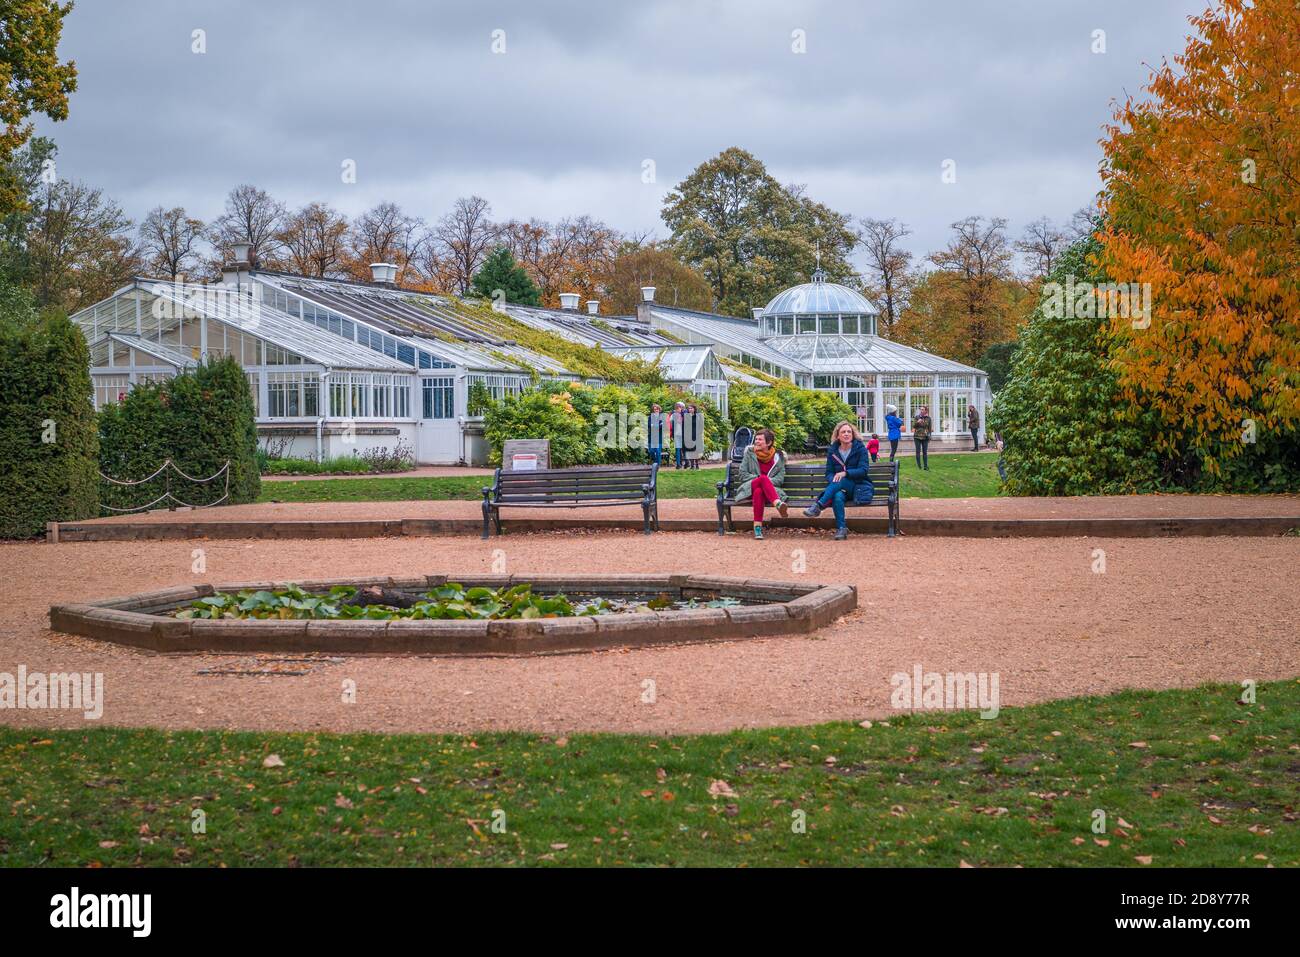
[733,445,786,502]
[912,414,933,441]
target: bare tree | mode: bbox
[277,202,349,278]
[496,215,621,305]
[139,206,206,280]
[857,216,914,336]
[1015,216,1068,279]
[208,184,287,270]
[432,195,497,295]
[346,201,424,284]
[928,216,1015,361]
[1067,204,1099,243]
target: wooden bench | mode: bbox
[481,464,659,538]
[715,459,899,536]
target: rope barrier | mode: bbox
[98,459,232,514]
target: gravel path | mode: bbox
[2,533,1296,735]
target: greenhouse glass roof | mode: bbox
[648,304,983,376]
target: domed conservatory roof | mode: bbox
[762,272,877,317]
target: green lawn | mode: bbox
[258,452,1002,503]
[2,678,1295,867]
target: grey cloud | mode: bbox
[40,0,1205,259]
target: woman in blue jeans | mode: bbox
[803,420,869,540]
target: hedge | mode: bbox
[98,356,260,510]
[0,290,100,538]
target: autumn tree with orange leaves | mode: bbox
[1100,0,1299,489]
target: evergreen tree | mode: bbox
[989,234,1159,495]
[471,245,541,306]
[0,281,99,537]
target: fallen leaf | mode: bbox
[1134,855,1153,865]
[262,754,285,768]
[1128,741,1148,749]
[334,794,354,810]
[708,779,737,798]
[1094,838,1110,847]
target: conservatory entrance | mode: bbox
[417,375,460,464]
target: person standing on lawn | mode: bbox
[733,428,788,540]
[647,403,665,466]
[684,403,705,469]
[803,420,868,541]
[912,405,933,470]
[669,401,686,469]
[885,404,903,460]
[967,403,980,452]
[867,432,880,462]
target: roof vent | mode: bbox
[586,300,599,315]
[370,263,398,285]
[231,241,253,266]
[640,286,656,303]
[751,308,764,321]
[559,292,580,311]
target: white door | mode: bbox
[416,376,461,464]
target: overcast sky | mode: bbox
[38,0,1206,266]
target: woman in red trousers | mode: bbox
[733,428,788,539]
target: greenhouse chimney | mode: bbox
[635,286,657,326]
[586,300,600,315]
[221,240,253,288]
[558,292,580,311]
[369,263,399,287]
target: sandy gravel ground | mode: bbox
[2,532,1296,735]
[73,493,1300,525]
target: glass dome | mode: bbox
[761,275,877,319]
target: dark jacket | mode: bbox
[967,406,980,429]
[912,414,933,441]
[647,412,666,449]
[825,439,869,485]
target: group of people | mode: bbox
[732,401,982,540]
[647,401,705,470]
[735,420,869,541]
[879,402,981,471]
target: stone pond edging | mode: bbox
[49,574,858,657]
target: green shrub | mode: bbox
[726,383,853,453]
[98,356,260,509]
[482,381,730,467]
[989,235,1160,495]
[0,287,99,538]
[483,388,596,467]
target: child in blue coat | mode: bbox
[884,404,903,461]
